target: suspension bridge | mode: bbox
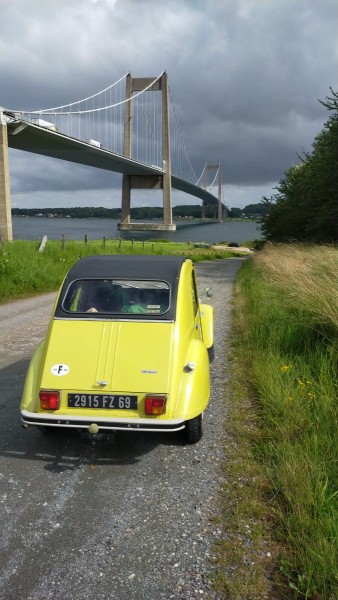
[0,72,224,241]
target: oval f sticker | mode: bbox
[51,364,70,376]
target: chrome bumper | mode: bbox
[21,410,186,432]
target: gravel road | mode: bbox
[0,259,244,600]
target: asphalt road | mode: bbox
[0,259,244,600]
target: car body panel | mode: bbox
[200,303,214,349]
[39,320,175,397]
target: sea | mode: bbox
[12,216,262,245]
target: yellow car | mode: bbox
[21,255,214,443]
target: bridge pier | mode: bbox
[217,163,223,222]
[201,163,223,223]
[118,73,176,232]
[0,116,13,241]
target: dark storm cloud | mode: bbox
[9,152,120,193]
[1,0,337,208]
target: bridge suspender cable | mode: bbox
[195,163,207,186]
[20,73,129,114]
[19,73,165,116]
[169,89,197,183]
[194,163,220,190]
[207,165,220,189]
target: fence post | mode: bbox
[84,234,88,246]
[102,236,106,250]
[61,234,65,251]
[38,235,48,253]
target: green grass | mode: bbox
[0,238,235,304]
[227,244,338,599]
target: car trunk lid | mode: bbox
[39,319,174,394]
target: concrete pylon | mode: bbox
[119,73,175,232]
[217,163,223,222]
[202,163,223,223]
[0,115,13,241]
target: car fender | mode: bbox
[174,338,210,421]
[200,303,214,349]
[21,341,45,413]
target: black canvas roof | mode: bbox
[65,255,186,283]
[54,255,187,320]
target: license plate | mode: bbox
[68,393,137,410]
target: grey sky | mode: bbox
[1,0,337,209]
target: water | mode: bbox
[12,216,262,244]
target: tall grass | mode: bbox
[0,239,234,303]
[255,243,338,330]
[233,244,338,599]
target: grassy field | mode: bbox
[0,238,240,304]
[223,243,338,599]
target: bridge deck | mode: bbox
[7,121,219,204]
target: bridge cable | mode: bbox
[195,163,207,186]
[18,73,129,114]
[207,165,220,190]
[21,73,165,116]
[169,88,197,183]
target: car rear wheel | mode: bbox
[185,413,203,444]
[207,345,215,362]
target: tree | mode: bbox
[261,89,338,243]
[242,203,268,218]
[228,207,243,218]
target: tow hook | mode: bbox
[88,423,99,435]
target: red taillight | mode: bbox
[145,395,167,416]
[39,390,60,410]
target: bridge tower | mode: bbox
[0,111,12,241]
[118,73,176,232]
[201,164,223,222]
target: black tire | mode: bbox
[185,413,203,444]
[207,345,215,362]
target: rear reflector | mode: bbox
[145,395,167,416]
[39,390,60,410]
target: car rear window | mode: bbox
[62,279,170,316]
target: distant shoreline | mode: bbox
[12,203,266,221]
[13,214,255,222]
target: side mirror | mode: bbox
[205,287,213,298]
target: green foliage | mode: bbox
[234,245,338,598]
[261,89,338,243]
[228,207,243,218]
[242,203,268,218]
